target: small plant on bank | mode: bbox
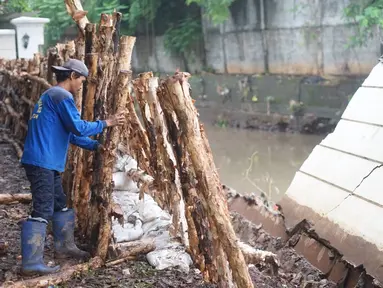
[289,100,305,117]
[266,96,276,115]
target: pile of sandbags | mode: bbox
[112,153,193,273]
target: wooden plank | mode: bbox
[362,62,383,88]
[342,87,383,126]
[285,171,350,216]
[326,195,383,251]
[321,119,383,163]
[354,165,383,206]
[300,145,378,192]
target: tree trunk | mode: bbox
[161,72,254,288]
[75,23,99,237]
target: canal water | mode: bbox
[203,123,324,202]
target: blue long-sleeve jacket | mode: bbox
[21,86,107,172]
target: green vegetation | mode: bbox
[0,0,236,57]
[343,1,383,47]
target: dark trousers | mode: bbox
[23,164,67,221]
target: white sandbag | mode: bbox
[142,218,171,237]
[139,194,171,223]
[146,247,193,273]
[112,192,139,216]
[114,153,138,172]
[113,218,143,242]
[113,171,139,192]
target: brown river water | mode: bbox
[202,123,324,202]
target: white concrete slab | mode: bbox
[286,171,350,217]
[326,195,383,251]
[321,120,383,163]
[342,87,383,126]
[300,145,378,192]
[362,62,383,88]
[353,165,383,206]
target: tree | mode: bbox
[344,0,383,48]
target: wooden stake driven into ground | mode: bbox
[160,72,254,288]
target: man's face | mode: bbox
[69,73,86,94]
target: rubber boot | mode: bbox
[52,209,90,260]
[21,220,60,276]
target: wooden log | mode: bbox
[200,123,232,286]
[125,93,152,175]
[145,75,186,241]
[76,52,98,236]
[87,13,115,246]
[67,30,87,209]
[133,74,160,201]
[73,24,98,234]
[104,256,135,267]
[86,23,135,259]
[112,12,122,55]
[91,70,130,260]
[157,84,213,278]
[5,257,103,288]
[161,72,253,288]
[64,0,89,35]
[0,193,32,204]
[0,134,23,159]
[117,239,156,257]
[47,48,57,85]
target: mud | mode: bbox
[0,144,29,194]
[0,142,337,287]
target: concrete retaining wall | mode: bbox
[279,61,383,282]
[132,0,380,76]
[203,0,380,76]
[0,29,16,59]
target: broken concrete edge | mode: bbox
[225,190,383,288]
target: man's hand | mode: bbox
[105,110,127,127]
[97,144,106,152]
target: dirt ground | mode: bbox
[0,142,336,287]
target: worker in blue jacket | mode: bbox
[20,59,126,275]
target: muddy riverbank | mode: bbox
[0,142,337,287]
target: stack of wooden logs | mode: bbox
[0,54,51,158]
[0,1,255,287]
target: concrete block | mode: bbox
[224,31,265,74]
[267,28,321,75]
[362,63,383,88]
[342,87,383,126]
[326,195,383,251]
[328,259,348,283]
[0,49,16,59]
[320,0,354,26]
[321,120,383,163]
[222,0,260,33]
[204,32,225,73]
[266,0,321,29]
[132,36,159,73]
[11,16,49,59]
[154,36,185,73]
[285,171,350,216]
[322,25,379,76]
[300,145,378,192]
[354,165,383,206]
[294,234,335,274]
